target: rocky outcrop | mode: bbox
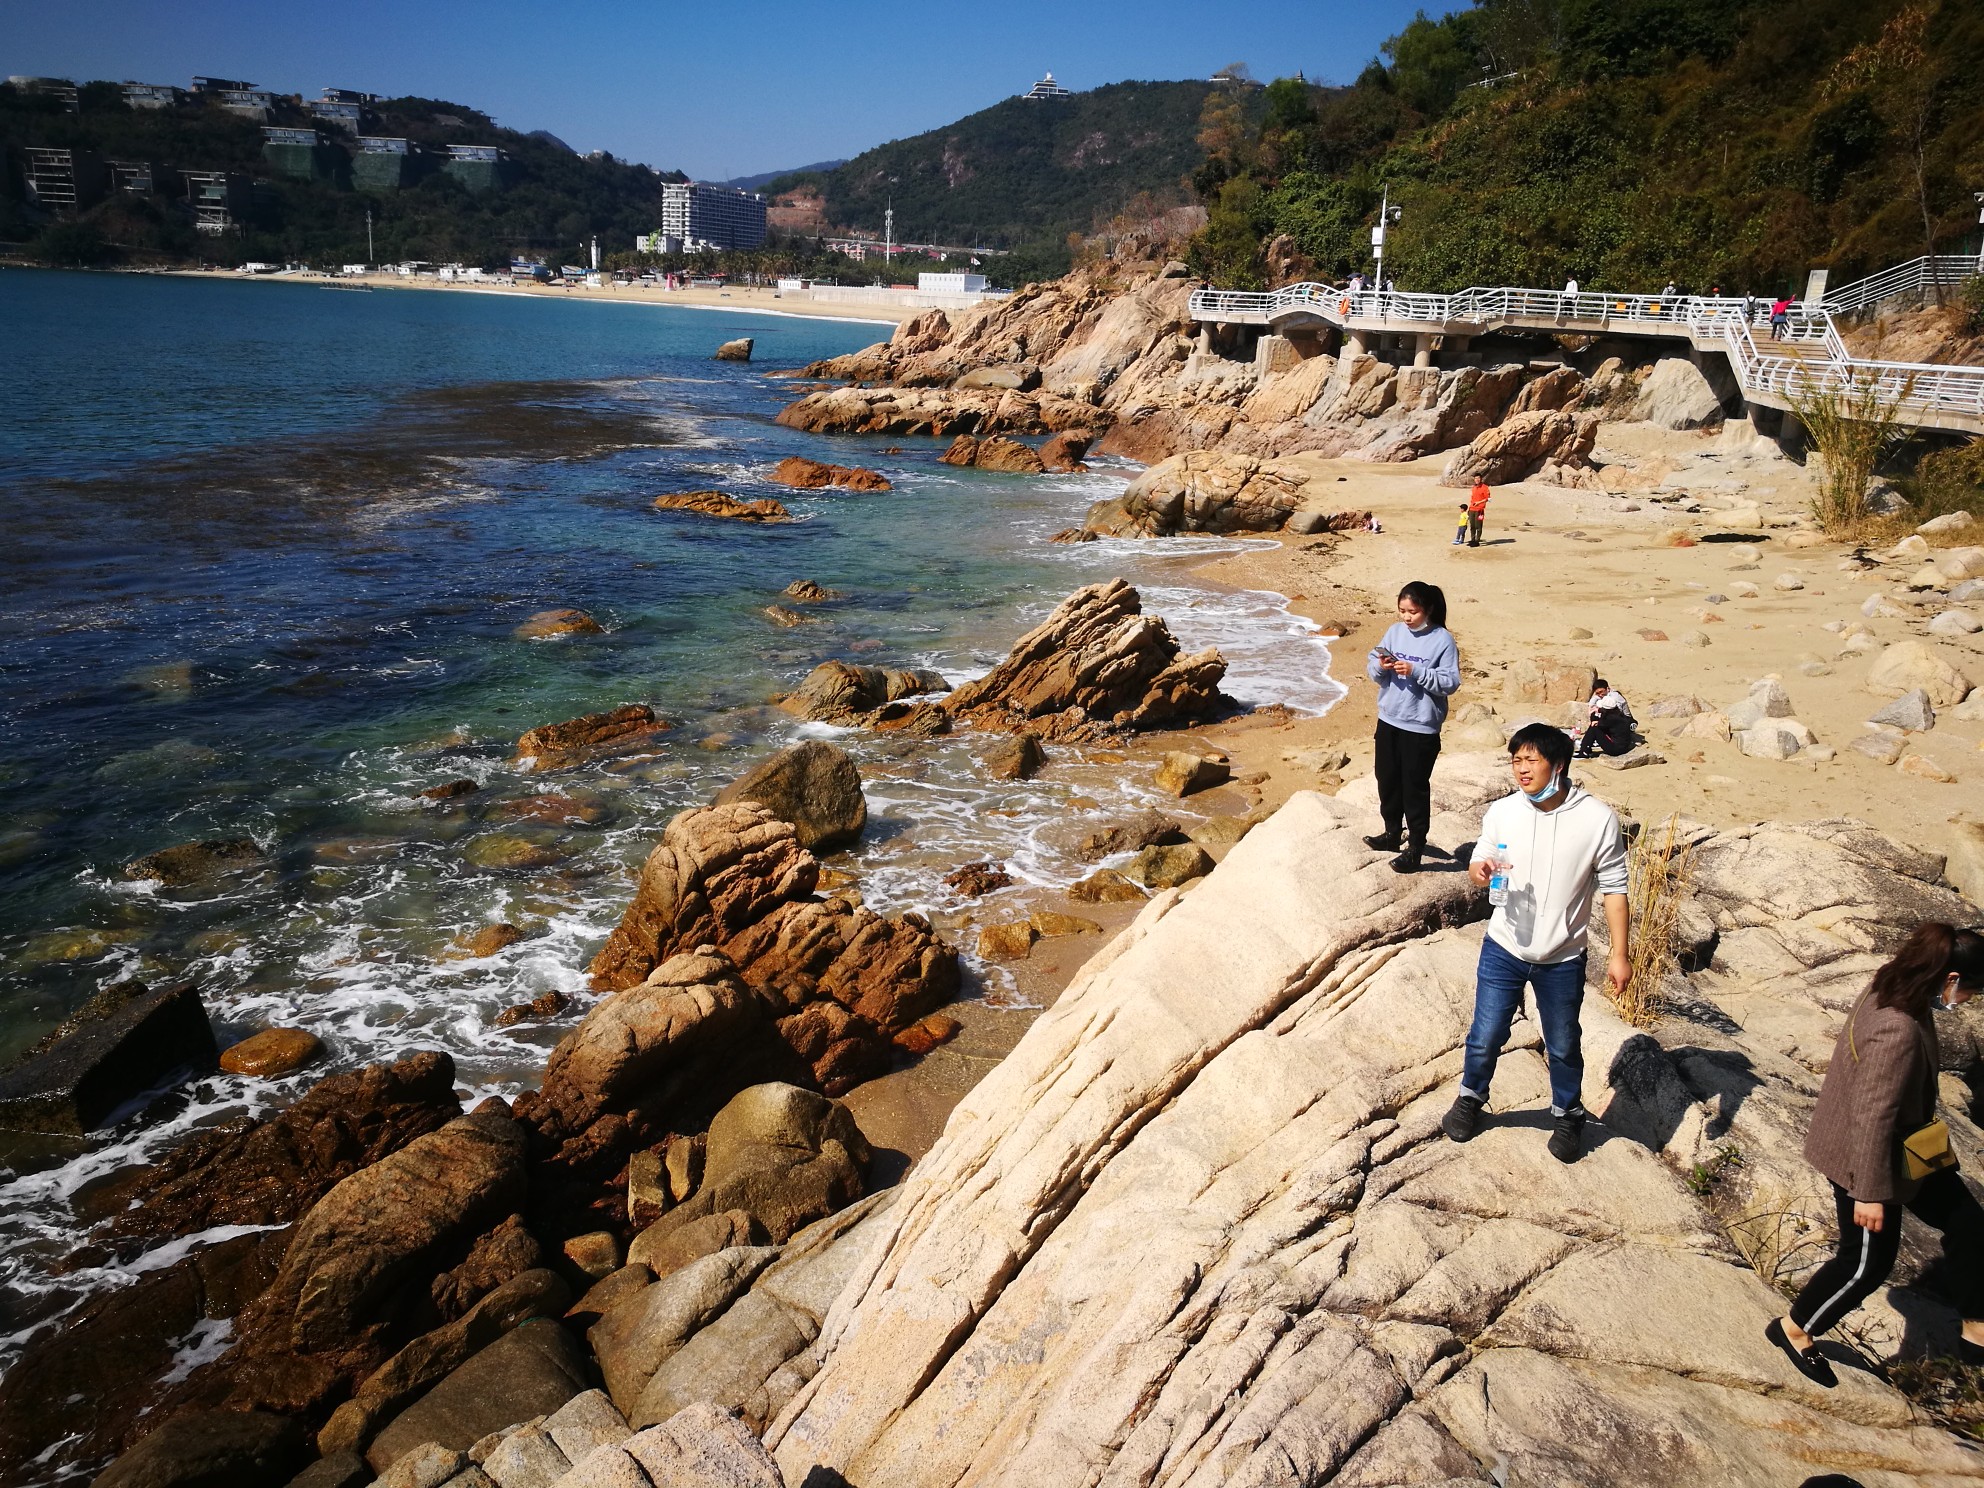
[1632,355,1723,428]
[124,838,267,885]
[515,704,671,771]
[715,338,754,362]
[713,740,867,852]
[768,457,889,492]
[775,660,950,727]
[1440,408,1600,487]
[944,579,1227,737]
[939,433,1046,474]
[1083,450,1309,537]
[776,385,1102,440]
[1039,430,1093,471]
[752,778,1984,1487]
[652,491,791,523]
[0,979,218,1135]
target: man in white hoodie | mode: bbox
[1442,722,1631,1163]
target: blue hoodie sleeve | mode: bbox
[1406,629,1460,697]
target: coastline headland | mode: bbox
[11,234,1984,1487]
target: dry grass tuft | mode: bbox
[1617,814,1694,1028]
[1787,372,1917,535]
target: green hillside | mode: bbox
[1192,0,1984,294]
[791,80,1247,254]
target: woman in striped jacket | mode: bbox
[1767,922,1984,1386]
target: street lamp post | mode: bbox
[1371,186,1403,308]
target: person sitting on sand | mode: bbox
[1443,723,1630,1164]
[1363,581,1459,876]
[1574,678,1635,757]
[1766,923,1984,1388]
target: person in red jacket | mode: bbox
[1453,480,1491,547]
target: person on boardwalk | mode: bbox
[1770,295,1794,341]
[1443,723,1629,1163]
[1454,480,1491,546]
[1559,277,1578,320]
[1766,924,1984,1388]
[1364,581,1460,876]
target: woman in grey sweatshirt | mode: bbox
[1364,580,1461,873]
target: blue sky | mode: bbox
[2,1,1458,180]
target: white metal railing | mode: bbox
[1187,271,1984,429]
[1821,255,1982,316]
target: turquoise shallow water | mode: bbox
[0,268,1342,1367]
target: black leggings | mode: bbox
[1374,720,1441,849]
[1789,1170,1984,1336]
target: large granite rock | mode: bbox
[1440,408,1599,487]
[712,741,867,852]
[774,661,949,726]
[1084,450,1309,537]
[0,979,218,1135]
[515,705,671,772]
[1632,355,1724,429]
[768,456,888,492]
[93,1409,305,1488]
[751,778,1984,1487]
[943,579,1227,738]
[364,1318,593,1472]
[652,492,790,523]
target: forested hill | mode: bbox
[777,81,1247,250]
[1191,0,1984,294]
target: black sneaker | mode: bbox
[1363,831,1402,853]
[1548,1108,1586,1163]
[1765,1317,1838,1388]
[1390,848,1422,874]
[1442,1094,1484,1143]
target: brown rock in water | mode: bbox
[462,832,569,872]
[491,990,568,1028]
[944,860,1013,897]
[713,740,868,852]
[1440,409,1599,487]
[771,456,891,492]
[419,778,480,802]
[447,922,525,960]
[777,659,950,724]
[945,580,1225,738]
[941,433,1047,474]
[103,1051,462,1238]
[1031,910,1102,938]
[514,608,604,639]
[894,1012,962,1056]
[515,704,669,771]
[1154,750,1231,798]
[1069,809,1185,862]
[220,1028,322,1078]
[783,579,841,603]
[714,338,754,362]
[0,980,219,1136]
[1086,451,1308,538]
[1039,431,1093,472]
[652,490,791,523]
[124,838,267,886]
[492,791,614,826]
[763,604,817,628]
[985,732,1046,781]
[977,922,1038,961]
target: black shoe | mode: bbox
[1548,1108,1586,1163]
[1442,1094,1484,1143]
[1766,1317,1838,1388]
[1390,847,1422,874]
[1363,831,1402,853]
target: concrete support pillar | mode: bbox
[1412,333,1436,369]
[1195,325,1212,355]
[1344,328,1370,358]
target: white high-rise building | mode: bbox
[658,182,767,252]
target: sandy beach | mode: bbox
[167,266,913,324]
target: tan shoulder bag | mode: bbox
[1850,1007,1957,1182]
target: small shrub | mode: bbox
[1959,276,1984,338]
[1908,439,1984,524]
[1618,814,1694,1028]
[1788,372,1917,535]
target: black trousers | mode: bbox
[1374,720,1441,849]
[1789,1170,1984,1336]
[1578,710,1634,757]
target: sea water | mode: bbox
[0,268,1343,1362]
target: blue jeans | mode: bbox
[1461,936,1588,1116]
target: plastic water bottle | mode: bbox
[1488,844,1510,906]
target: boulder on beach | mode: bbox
[944,579,1227,737]
[514,703,670,771]
[0,980,219,1135]
[714,338,754,362]
[713,740,868,852]
[652,491,791,523]
[1085,450,1308,537]
[771,456,890,492]
[1440,408,1599,487]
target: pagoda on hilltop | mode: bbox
[1023,72,1072,99]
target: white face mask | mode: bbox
[1521,769,1563,804]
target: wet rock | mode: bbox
[985,732,1046,781]
[0,980,218,1135]
[1038,431,1093,471]
[1125,842,1215,888]
[515,705,670,772]
[713,740,867,853]
[94,1409,305,1488]
[944,580,1226,737]
[714,339,753,362]
[770,457,889,492]
[514,609,603,640]
[448,923,525,959]
[124,838,267,886]
[651,491,790,523]
[943,861,1013,897]
[365,1319,593,1473]
[977,922,1037,961]
[1069,809,1185,862]
[420,779,481,802]
[493,793,615,826]
[220,1028,323,1078]
[761,604,816,629]
[1440,409,1599,487]
[894,1012,962,1056]
[462,833,569,872]
[1154,751,1230,798]
[776,661,950,725]
[782,580,840,604]
[106,1051,461,1237]
[940,434,1046,474]
[1030,910,1101,938]
[491,990,569,1029]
